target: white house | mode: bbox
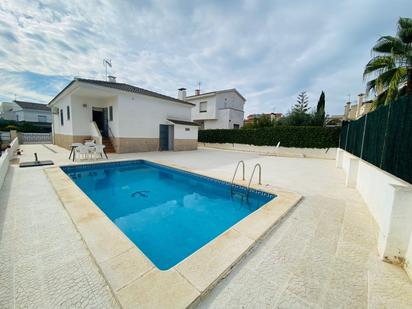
[48,78,198,153]
[0,100,52,123]
[182,88,246,129]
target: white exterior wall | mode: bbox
[406,232,412,279]
[174,124,198,140]
[117,93,193,138]
[52,94,120,138]
[70,96,119,136]
[190,95,217,121]
[336,149,412,272]
[188,90,245,129]
[0,137,19,189]
[106,96,119,138]
[52,95,73,135]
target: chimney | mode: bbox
[178,88,187,101]
[344,102,351,120]
[195,89,200,96]
[357,93,365,106]
[108,75,116,83]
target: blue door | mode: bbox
[159,125,169,151]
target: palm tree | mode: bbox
[363,17,412,107]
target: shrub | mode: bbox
[199,127,341,148]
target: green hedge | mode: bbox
[199,127,341,148]
[0,120,51,133]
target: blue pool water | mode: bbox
[62,160,275,270]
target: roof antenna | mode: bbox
[347,93,351,103]
[195,81,201,96]
[103,59,112,81]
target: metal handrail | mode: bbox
[230,160,245,194]
[246,163,262,200]
[108,126,115,138]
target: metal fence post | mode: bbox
[344,122,350,150]
[380,103,392,169]
[360,114,368,159]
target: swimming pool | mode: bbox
[62,160,275,270]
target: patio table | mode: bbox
[69,143,83,161]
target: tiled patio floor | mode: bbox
[1,144,411,308]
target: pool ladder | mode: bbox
[230,161,262,201]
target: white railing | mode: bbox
[19,132,52,144]
[91,122,103,145]
[0,131,11,143]
[0,137,19,189]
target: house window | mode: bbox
[38,115,47,122]
[233,124,240,129]
[16,114,19,122]
[109,106,113,121]
[199,101,207,113]
[60,109,64,126]
[185,128,190,131]
[67,106,70,120]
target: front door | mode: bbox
[159,125,173,151]
[92,107,108,137]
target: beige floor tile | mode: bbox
[116,268,200,309]
[100,246,154,291]
[176,228,254,292]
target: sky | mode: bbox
[0,0,410,116]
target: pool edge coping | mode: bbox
[44,159,302,309]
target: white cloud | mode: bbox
[0,0,409,115]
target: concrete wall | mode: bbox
[0,137,19,189]
[406,232,412,279]
[202,143,337,159]
[336,149,412,275]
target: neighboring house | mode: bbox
[183,88,246,129]
[245,113,283,124]
[0,100,51,123]
[0,102,17,120]
[48,77,198,153]
[343,93,372,121]
[325,115,344,127]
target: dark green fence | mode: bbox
[199,126,340,148]
[340,95,412,184]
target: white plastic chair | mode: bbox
[74,145,90,161]
[85,140,96,147]
[93,145,108,159]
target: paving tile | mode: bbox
[335,240,371,267]
[368,257,412,309]
[14,257,48,308]
[176,228,254,292]
[1,166,118,308]
[43,259,99,308]
[116,268,200,309]
[275,290,318,309]
[100,246,154,291]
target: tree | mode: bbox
[363,17,412,107]
[313,91,326,126]
[293,91,309,113]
